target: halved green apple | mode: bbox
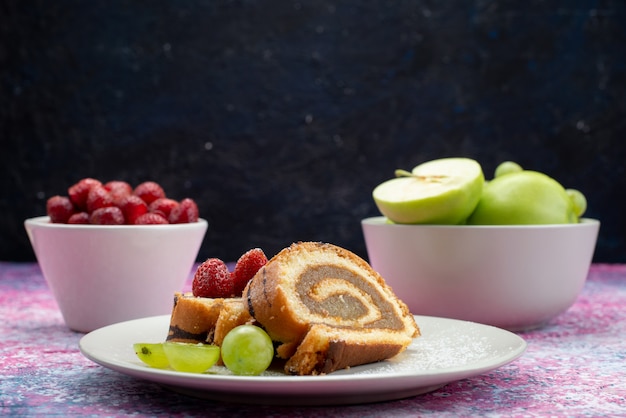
[372,157,484,224]
[466,170,578,225]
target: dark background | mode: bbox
[2,1,625,263]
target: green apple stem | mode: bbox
[394,169,413,177]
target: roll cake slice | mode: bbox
[244,241,420,375]
[167,293,253,346]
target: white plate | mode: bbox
[79,315,526,406]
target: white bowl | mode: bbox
[25,216,208,332]
[362,216,600,331]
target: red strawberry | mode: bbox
[68,178,102,211]
[192,258,234,298]
[169,198,199,224]
[134,212,169,225]
[104,180,132,204]
[86,184,114,213]
[231,248,268,296]
[89,207,124,225]
[148,198,179,219]
[119,195,148,224]
[46,195,75,223]
[134,181,166,205]
[67,212,90,224]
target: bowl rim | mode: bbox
[361,216,600,229]
[24,216,208,230]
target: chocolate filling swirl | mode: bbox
[295,265,404,330]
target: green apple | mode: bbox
[566,188,587,217]
[494,161,523,178]
[372,157,484,224]
[466,170,578,225]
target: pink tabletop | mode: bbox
[1,262,625,417]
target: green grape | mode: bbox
[566,188,587,217]
[494,161,523,178]
[162,342,220,373]
[221,325,274,376]
[134,343,170,369]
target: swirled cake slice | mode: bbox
[243,241,420,375]
[167,293,253,346]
